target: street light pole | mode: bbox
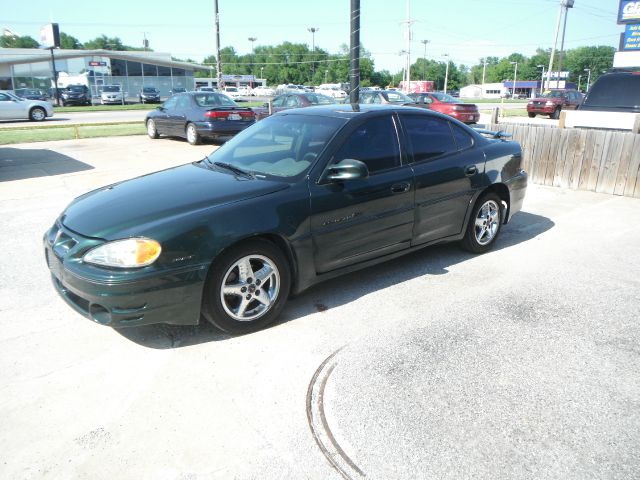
[546,0,564,89]
[420,39,429,81]
[577,74,582,91]
[557,0,574,85]
[482,58,487,86]
[443,54,450,94]
[307,27,319,80]
[248,37,257,84]
[537,64,546,94]
[510,61,518,98]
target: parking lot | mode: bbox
[1,136,639,479]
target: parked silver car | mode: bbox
[0,90,53,121]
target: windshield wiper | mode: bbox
[213,161,254,178]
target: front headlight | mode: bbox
[83,238,161,268]
[546,101,555,106]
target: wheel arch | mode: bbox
[481,183,510,224]
[203,233,298,295]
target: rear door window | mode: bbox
[401,115,457,162]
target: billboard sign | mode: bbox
[618,1,640,24]
[39,23,60,48]
[622,24,640,50]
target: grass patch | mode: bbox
[0,122,145,145]
[463,99,528,104]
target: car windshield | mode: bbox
[583,74,640,108]
[303,93,335,105]
[430,92,461,103]
[204,114,346,180]
[143,87,158,93]
[385,91,415,103]
[541,91,566,99]
[69,86,85,92]
[194,93,237,107]
[103,86,120,92]
[226,87,238,92]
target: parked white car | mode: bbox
[315,84,347,99]
[100,85,124,105]
[0,90,53,121]
[223,86,242,99]
[236,86,252,96]
[252,85,275,96]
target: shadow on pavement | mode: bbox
[0,147,94,181]
[116,211,554,349]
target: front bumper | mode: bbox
[63,97,90,105]
[44,224,207,328]
[140,96,160,102]
[527,104,556,114]
[195,119,255,139]
[101,97,123,104]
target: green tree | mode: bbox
[0,35,39,48]
[60,32,83,49]
[83,35,135,50]
[564,46,615,86]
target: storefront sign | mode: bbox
[622,24,640,50]
[618,1,640,24]
[89,61,107,67]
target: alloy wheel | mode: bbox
[474,200,500,246]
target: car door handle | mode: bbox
[464,165,478,176]
[391,182,411,193]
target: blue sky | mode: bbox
[1,0,622,72]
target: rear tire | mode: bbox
[202,239,291,334]
[186,123,201,145]
[461,193,503,254]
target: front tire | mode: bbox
[186,122,201,145]
[461,193,503,253]
[29,107,46,121]
[146,119,159,139]
[528,112,536,118]
[551,107,561,120]
[202,239,291,334]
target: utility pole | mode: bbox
[547,0,573,89]
[584,68,591,91]
[49,47,60,106]
[214,0,222,89]
[557,0,574,87]
[400,0,414,92]
[510,61,518,97]
[421,39,429,81]
[349,0,360,103]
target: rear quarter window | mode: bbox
[584,74,640,109]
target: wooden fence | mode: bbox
[488,124,640,198]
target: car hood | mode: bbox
[61,162,290,240]
[531,97,561,103]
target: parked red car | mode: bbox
[409,92,480,124]
[526,90,583,119]
[253,92,335,120]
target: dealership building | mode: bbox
[0,48,212,97]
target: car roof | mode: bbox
[274,103,447,119]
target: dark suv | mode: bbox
[578,71,640,113]
[526,90,582,119]
[60,85,92,106]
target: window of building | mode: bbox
[172,68,186,77]
[111,59,127,76]
[143,63,157,76]
[157,65,171,76]
[126,61,142,76]
[331,116,400,174]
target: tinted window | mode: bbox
[162,96,178,110]
[285,96,300,107]
[451,124,474,151]
[332,116,400,174]
[272,95,286,107]
[194,93,236,107]
[0,93,10,101]
[402,115,456,162]
[584,74,640,109]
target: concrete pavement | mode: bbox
[1,136,639,479]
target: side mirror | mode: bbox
[157,106,165,111]
[325,158,369,182]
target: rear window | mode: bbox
[583,74,640,110]
[194,93,236,107]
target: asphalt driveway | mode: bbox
[1,136,639,480]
